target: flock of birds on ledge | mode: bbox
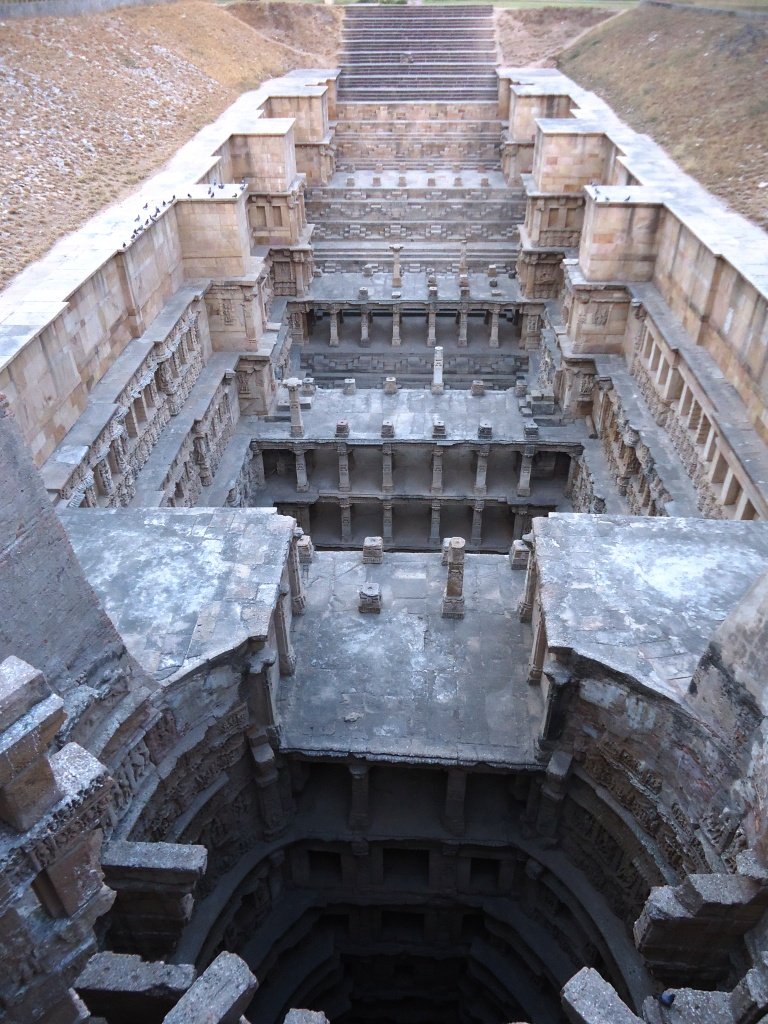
[122,180,249,249]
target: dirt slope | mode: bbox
[558,4,768,229]
[497,7,614,67]
[0,1,341,290]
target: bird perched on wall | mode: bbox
[654,992,675,1008]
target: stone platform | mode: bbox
[62,507,295,681]
[278,550,542,767]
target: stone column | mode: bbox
[471,500,484,547]
[489,305,500,348]
[94,458,115,498]
[457,306,468,348]
[382,444,393,494]
[383,501,393,544]
[527,615,547,685]
[274,588,296,675]
[517,446,534,497]
[535,751,571,838]
[252,445,265,487]
[337,443,350,492]
[441,537,466,619]
[427,306,437,348]
[340,498,352,543]
[349,763,370,831]
[443,769,467,836]
[391,243,403,289]
[249,730,289,839]
[329,306,339,347]
[518,554,537,623]
[429,501,441,545]
[474,446,489,496]
[431,446,443,494]
[295,448,309,493]
[360,309,370,347]
[431,346,444,396]
[391,305,401,347]
[288,527,307,615]
[285,377,304,438]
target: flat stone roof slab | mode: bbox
[534,514,768,701]
[278,550,542,767]
[62,507,294,681]
[252,388,588,446]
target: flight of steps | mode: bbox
[337,5,499,103]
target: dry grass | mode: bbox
[0,1,342,289]
[497,6,616,65]
[558,4,768,228]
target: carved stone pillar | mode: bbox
[383,501,393,543]
[427,306,437,348]
[348,763,370,831]
[391,306,401,347]
[274,588,296,676]
[329,306,339,347]
[360,309,370,347]
[93,458,114,498]
[193,430,213,487]
[337,443,350,492]
[535,751,571,838]
[295,448,309,493]
[474,446,489,496]
[489,305,500,348]
[518,551,537,623]
[252,446,265,487]
[285,377,304,439]
[391,243,402,289]
[429,501,441,545]
[340,498,352,543]
[517,446,534,497]
[431,345,444,396]
[431,446,443,495]
[249,730,289,839]
[471,500,484,547]
[382,444,393,494]
[441,537,466,619]
[457,305,468,347]
[288,527,306,615]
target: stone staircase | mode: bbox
[337,5,499,103]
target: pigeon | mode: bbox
[134,215,141,222]
[218,183,224,190]
[143,202,148,209]
[655,992,675,1008]
[187,193,192,198]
